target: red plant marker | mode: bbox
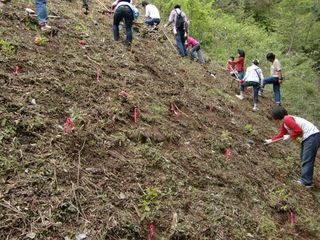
[225,148,231,160]
[207,102,214,112]
[133,107,139,124]
[64,115,75,134]
[290,210,295,224]
[119,90,129,98]
[149,224,154,240]
[170,103,179,115]
[96,69,101,81]
[14,65,20,75]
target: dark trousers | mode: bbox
[144,17,160,27]
[240,81,260,104]
[82,0,88,9]
[300,132,320,185]
[113,6,134,46]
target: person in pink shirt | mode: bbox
[265,106,320,188]
[186,36,205,65]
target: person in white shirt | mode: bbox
[236,59,264,111]
[164,5,189,57]
[142,1,160,27]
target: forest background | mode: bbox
[155,0,320,124]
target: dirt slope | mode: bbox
[1,1,320,239]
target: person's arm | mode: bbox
[283,116,303,139]
[164,10,175,27]
[145,5,150,18]
[271,123,288,141]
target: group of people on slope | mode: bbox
[2,1,318,188]
[112,1,205,64]
[228,50,320,188]
[227,50,282,112]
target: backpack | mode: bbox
[175,10,185,30]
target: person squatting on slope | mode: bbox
[164,4,189,57]
[260,52,283,106]
[236,59,263,111]
[112,0,135,47]
[186,36,205,65]
[141,1,160,27]
[265,106,320,188]
[228,49,245,80]
[35,0,51,31]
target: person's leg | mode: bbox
[273,81,281,105]
[113,8,123,41]
[197,49,205,64]
[300,133,320,186]
[175,30,186,57]
[190,44,200,60]
[123,7,134,46]
[82,0,88,9]
[144,17,154,27]
[35,0,48,25]
[237,71,244,80]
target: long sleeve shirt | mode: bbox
[186,36,199,48]
[229,57,244,72]
[272,115,319,141]
[243,64,264,84]
[145,4,160,19]
[166,8,189,34]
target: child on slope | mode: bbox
[265,106,320,188]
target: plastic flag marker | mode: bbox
[133,107,139,124]
[64,115,75,134]
[225,148,231,160]
[149,224,154,240]
[170,103,179,115]
[290,210,295,224]
[207,102,214,112]
[96,69,101,81]
[14,66,20,75]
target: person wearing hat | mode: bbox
[236,59,264,111]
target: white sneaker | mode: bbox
[253,106,259,111]
[295,179,313,189]
[236,94,244,100]
[258,90,263,96]
[40,23,52,31]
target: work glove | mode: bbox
[264,139,273,144]
[283,135,291,142]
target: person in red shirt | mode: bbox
[228,49,245,79]
[265,106,320,188]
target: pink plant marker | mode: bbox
[225,148,231,160]
[133,107,139,124]
[290,210,295,224]
[64,115,75,134]
[149,224,154,240]
[96,69,101,81]
[14,66,20,75]
[170,103,179,115]
[207,102,214,112]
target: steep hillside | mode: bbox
[1,1,320,239]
